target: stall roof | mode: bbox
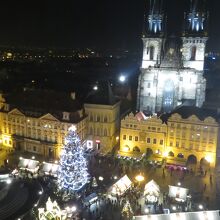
[144,180,160,196]
[42,162,59,176]
[18,158,39,173]
[109,175,132,196]
[133,210,220,220]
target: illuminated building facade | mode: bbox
[84,82,120,154]
[119,107,218,168]
[137,0,207,113]
[119,112,167,157]
[0,91,87,159]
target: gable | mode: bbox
[40,113,59,122]
[187,114,199,122]
[8,108,25,117]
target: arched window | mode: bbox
[168,151,174,157]
[190,46,196,61]
[104,116,108,122]
[133,146,140,152]
[177,153,184,158]
[150,46,154,60]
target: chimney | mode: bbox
[70,92,76,100]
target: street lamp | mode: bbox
[198,204,203,210]
[98,176,104,181]
[119,75,126,83]
[172,206,176,211]
[144,208,150,214]
[135,174,145,187]
[177,182,181,186]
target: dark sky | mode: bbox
[0,0,219,51]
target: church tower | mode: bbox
[137,0,207,114]
[182,0,208,71]
[142,0,164,68]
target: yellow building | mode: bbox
[119,112,167,158]
[0,91,87,159]
[166,107,218,168]
[84,101,120,154]
[84,81,121,154]
[119,107,219,168]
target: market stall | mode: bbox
[168,185,189,202]
[42,162,59,177]
[18,158,40,173]
[144,180,160,203]
[108,175,132,196]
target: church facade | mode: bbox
[137,0,208,113]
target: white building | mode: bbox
[137,0,207,113]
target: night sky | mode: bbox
[0,0,219,51]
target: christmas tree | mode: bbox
[122,200,133,220]
[57,125,89,192]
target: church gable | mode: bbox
[40,113,59,122]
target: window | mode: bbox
[170,141,173,147]
[176,141,179,147]
[153,139,156,144]
[147,83,151,88]
[97,115,100,122]
[104,129,107,136]
[33,146,37,152]
[129,136,132,141]
[135,136,138,141]
[123,135,126,140]
[147,138,150,143]
[160,140,163,145]
[104,116,107,122]
[149,46,154,60]
[190,46,196,60]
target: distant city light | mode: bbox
[93,85,98,90]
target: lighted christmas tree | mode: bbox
[57,125,89,192]
[121,200,133,220]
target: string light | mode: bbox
[57,128,89,192]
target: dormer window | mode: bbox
[62,112,70,121]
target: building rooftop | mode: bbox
[2,89,85,123]
[85,81,119,105]
[161,106,218,122]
